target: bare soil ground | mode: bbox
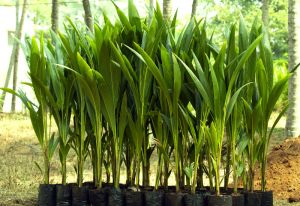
[0,113,299,205]
[255,137,300,202]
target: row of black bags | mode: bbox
[38,183,273,206]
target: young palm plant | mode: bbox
[179,102,209,194]
[95,25,128,189]
[38,32,75,185]
[180,33,262,195]
[57,23,92,187]
[110,2,183,189]
[110,1,155,188]
[131,43,183,192]
[2,36,58,184]
[255,37,292,191]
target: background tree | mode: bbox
[51,0,59,32]
[12,0,27,112]
[286,0,300,137]
[82,0,93,31]
[262,0,269,27]
[163,0,172,20]
[11,0,20,112]
[0,0,28,112]
[191,0,198,19]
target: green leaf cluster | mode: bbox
[4,0,291,195]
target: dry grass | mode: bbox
[0,113,40,205]
[0,113,298,206]
[0,113,94,205]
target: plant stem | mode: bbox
[215,156,221,196]
[249,127,255,192]
[174,136,180,192]
[192,153,199,194]
[142,134,150,186]
[224,138,231,190]
[43,150,50,184]
[131,157,136,185]
[61,154,67,185]
[232,143,238,194]
[163,159,169,189]
[261,153,266,191]
[95,118,103,188]
[94,149,102,188]
[135,154,140,187]
[208,152,213,192]
[43,105,49,184]
[197,154,204,188]
[78,97,85,187]
[155,153,162,190]
[113,137,121,189]
[125,141,132,186]
[77,156,83,187]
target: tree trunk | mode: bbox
[7,0,27,112]
[11,0,19,112]
[15,0,19,36]
[82,0,93,31]
[191,0,198,19]
[51,0,59,32]
[286,0,300,137]
[163,0,172,21]
[261,0,269,28]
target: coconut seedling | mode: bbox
[224,17,251,194]
[255,36,292,191]
[35,32,76,186]
[80,23,116,189]
[176,20,213,192]
[130,40,184,192]
[179,102,209,194]
[56,23,91,187]
[238,20,283,192]
[2,36,58,184]
[150,6,180,190]
[2,89,58,185]
[94,26,128,190]
[180,30,262,195]
[26,36,59,185]
[110,1,153,188]
[151,110,172,190]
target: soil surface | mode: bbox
[256,137,300,201]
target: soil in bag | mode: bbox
[56,184,71,206]
[38,184,56,206]
[144,190,164,206]
[71,185,89,206]
[107,187,124,206]
[207,194,232,206]
[232,193,244,206]
[184,193,205,206]
[260,190,273,206]
[165,192,185,206]
[125,191,143,206]
[89,188,107,206]
[244,191,262,206]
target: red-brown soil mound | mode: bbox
[257,137,300,200]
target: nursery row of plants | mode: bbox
[5,1,294,206]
